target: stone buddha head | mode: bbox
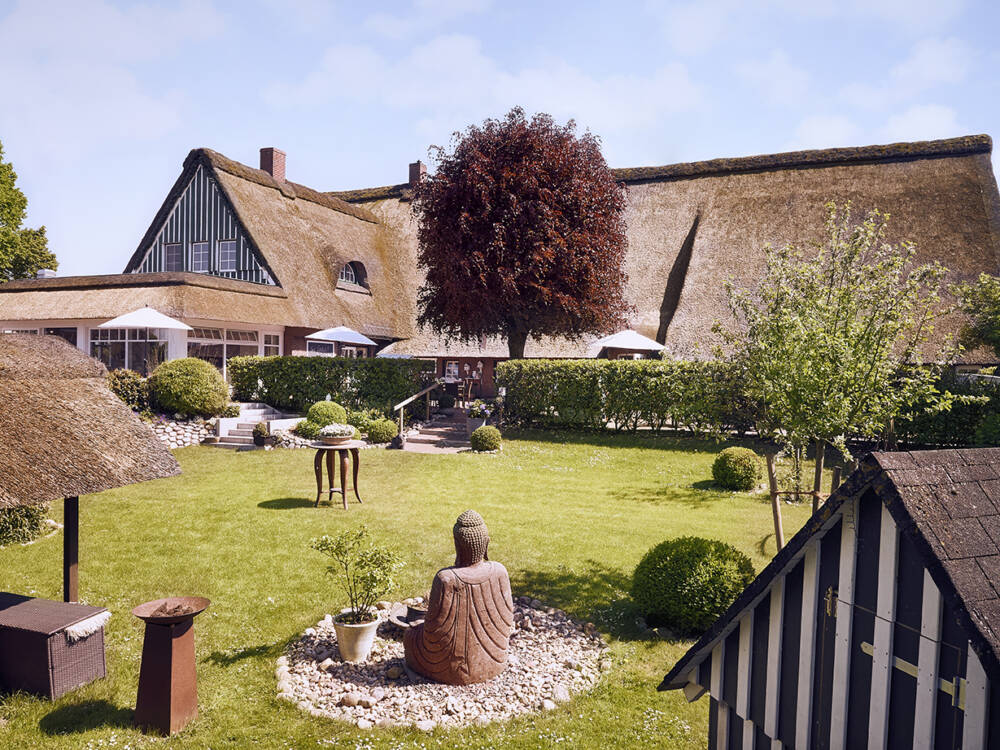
[453,510,490,567]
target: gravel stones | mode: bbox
[278,599,605,729]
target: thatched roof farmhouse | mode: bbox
[0,135,997,390]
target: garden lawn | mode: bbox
[0,431,815,749]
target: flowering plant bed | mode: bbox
[467,400,492,420]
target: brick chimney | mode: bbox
[408,160,426,186]
[260,147,286,183]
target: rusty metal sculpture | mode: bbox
[403,510,514,685]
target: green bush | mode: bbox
[307,400,347,427]
[495,358,754,435]
[974,413,1000,446]
[470,425,502,452]
[366,418,399,444]
[437,393,456,409]
[149,358,228,418]
[897,371,1000,447]
[712,447,763,491]
[227,356,434,413]
[0,503,49,546]
[632,537,755,635]
[220,403,241,418]
[294,419,322,439]
[347,408,384,434]
[106,369,148,412]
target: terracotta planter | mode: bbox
[321,435,352,446]
[466,417,486,435]
[334,613,379,662]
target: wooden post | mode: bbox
[766,454,784,552]
[812,438,825,513]
[425,391,430,421]
[399,407,404,436]
[831,466,842,494]
[64,496,79,603]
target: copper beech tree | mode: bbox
[413,108,630,359]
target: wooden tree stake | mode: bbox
[766,453,784,552]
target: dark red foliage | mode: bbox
[413,108,631,358]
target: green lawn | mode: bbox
[0,431,814,748]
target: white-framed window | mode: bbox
[91,327,166,375]
[187,328,260,375]
[219,240,238,272]
[226,329,258,343]
[2,328,38,334]
[164,243,183,271]
[339,263,356,284]
[445,360,460,379]
[263,333,280,356]
[340,346,367,358]
[192,242,210,272]
[307,341,335,356]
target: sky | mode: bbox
[1,0,998,277]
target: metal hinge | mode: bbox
[860,641,966,709]
[824,586,837,617]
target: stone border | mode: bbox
[276,598,607,730]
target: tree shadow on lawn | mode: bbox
[39,700,133,735]
[257,497,314,510]
[512,559,655,642]
[205,639,288,666]
[608,483,730,509]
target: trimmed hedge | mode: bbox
[307,401,348,427]
[107,369,148,412]
[631,536,755,635]
[294,419,322,439]
[895,372,1000,447]
[495,359,754,434]
[228,356,434,414]
[712,447,763,491]
[367,418,399,444]
[148,358,229,418]
[470,425,502,452]
[0,503,49,546]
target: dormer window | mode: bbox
[338,261,369,290]
[339,263,356,284]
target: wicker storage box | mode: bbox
[0,593,108,699]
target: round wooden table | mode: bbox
[311,441,365,509]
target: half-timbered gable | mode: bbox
[661,449,1000,750]
[127,161,276,285]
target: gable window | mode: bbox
[339,263,356,284]
[192,242,210,272]
[219,240,238,272]
[164,243,183,271]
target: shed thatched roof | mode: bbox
[0,335,179,508]
[337,134,1000,362]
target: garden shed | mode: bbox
[0,333,180,601]
[661,448,1000,750]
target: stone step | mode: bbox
[219,436,254,445]
[228,428,254,437]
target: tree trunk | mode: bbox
[812,438,825,513]
[507,328,528,359]
[766,453,784,552]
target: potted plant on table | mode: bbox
[310,527,403,662]
[466,400,491,435]
[318,422,354,445]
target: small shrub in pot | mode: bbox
[711,447,763,491]
[252,422,268,446]
[470,425,502,452]
[631,536,754,635]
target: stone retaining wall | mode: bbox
[150,418,212,449]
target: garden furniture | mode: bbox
[312,440,365,509]
[132,596,210,735]
[0,592,109,699]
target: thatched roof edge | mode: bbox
[0,271,288,298]
[329,183,412,203]
[613,134,992,184]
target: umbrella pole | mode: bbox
[63,496,79,602]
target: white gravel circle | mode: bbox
[276,597,608,730]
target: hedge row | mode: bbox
[228,356,435,413]
[897,372,1000,447]
[495,359,755,434]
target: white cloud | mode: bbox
[734,50,809,106]
[365,0,492,40]
[882,104,964,142]
[787,115,860,150]
[0,0,223,167]
[265,34,703,148]
[645,0,730,55]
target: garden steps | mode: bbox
[402,411,469,454]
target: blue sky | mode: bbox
[1,0,998,277]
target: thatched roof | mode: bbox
[341,134,1000,362]
[0,335,179,508]
[379,329,594,359]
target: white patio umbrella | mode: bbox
[305,326,377,346]
[97,306,193,331]
[587,329,664,357]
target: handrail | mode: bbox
[393,380,442,413]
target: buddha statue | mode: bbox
[404,510,515,685]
